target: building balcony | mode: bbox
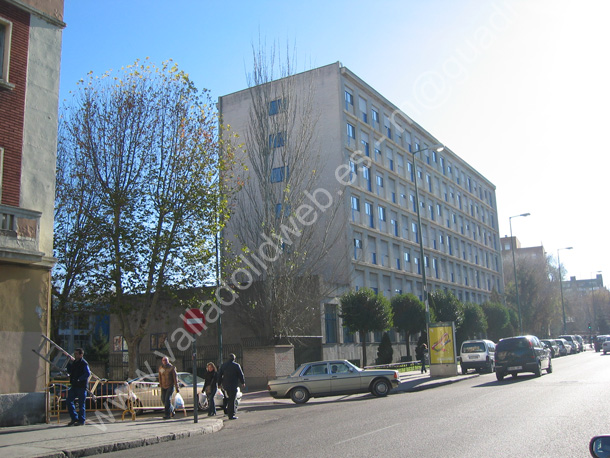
[0,204,44,264]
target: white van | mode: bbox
[460,339,496,374]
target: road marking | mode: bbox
[334,423,402,445]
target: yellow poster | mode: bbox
[429,323,455,364]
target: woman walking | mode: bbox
[203,362,218,416]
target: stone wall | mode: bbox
[242,346,294,390]
[0,392,45,426]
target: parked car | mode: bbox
[494,335,552,381]
[541,339,559,358]
[114,372,225,411]
[574,335,585,352]
[603,337,610,355]
[267,360,400,404]
[460,339,496,374]
[594,335,610,352]
[558,335,580,354]
[554,338,571,357]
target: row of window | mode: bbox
[353,232,499,287]
[350,191,499,254]
[344,95,496,210]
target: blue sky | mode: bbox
[60,0,610,281]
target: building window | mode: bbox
[365,202,374,228]
[372,108,380,125]
[378,206,386,222]
[351,196,360,212]
[325,304,338,343]
[0,19,13,86]
[374,148,381,162]
[349,160,357,182]
[269,132,285,148]
[359,97,367,123]
[268,98,285,115]
[361,132,370,156]
[275,203,283,218]
[354,238,362,259]
[343,327,355,343]
[376,175,384,195]
[150,333,168,350]
[347,123,356,139]
[345,90,354,111]
[391,219,398,236]
[384,115,392,139]
[363,166,372,191]
[270,166,289,183]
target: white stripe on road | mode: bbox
[334,423,402,445]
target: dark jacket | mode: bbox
[218,360,245,391]
[67,358,91,389]
[203,370,218,394]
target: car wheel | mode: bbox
[371,378,392,397]
[511,372,518,379]
[496,372,504,381]
[487,361,495,374]
[290,387,310,404]
[534,362,542,377]
[546,359,553,374]
[461,366,468,375]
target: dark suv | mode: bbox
[495,335,552,381]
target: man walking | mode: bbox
[158,356,179,419]
[66,348,90,426]
[218,353,245,420]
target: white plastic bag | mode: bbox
[174,392,185,409]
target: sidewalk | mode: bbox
[0,371,476,458]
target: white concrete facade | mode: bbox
[219,62,504,363]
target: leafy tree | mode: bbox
[391,293,428,360]
[481,301,511,342]
[429,290,464,328]
[376,332,394,365]
[340,288,393,367]
[460,302,488,343]
[55,59,238,377]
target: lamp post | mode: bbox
[509,213,530,335]
[411,144,444,326]
[557,246,573,335]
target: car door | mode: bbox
[330,362,363,394]
[299,363,331,395]
[533,337,549,369]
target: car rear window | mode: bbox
[496,338,530,351]
[462,342,485,353]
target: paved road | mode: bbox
[110,351,610,457]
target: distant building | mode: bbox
[219,62,504,364]
[563,274,604,293]
[0,0,64,395]
[500,236,546,262]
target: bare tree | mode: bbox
[56,59,238,376]
[225,45,344,340]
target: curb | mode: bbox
[397,373,479,393]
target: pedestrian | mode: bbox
[202,362,218,416]
[66,348,91,426]
[420,343,428,374]
[158,356,179,419]
[217,353,245,420]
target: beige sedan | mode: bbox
[267,360,400,404]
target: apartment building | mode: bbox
[220,62,503,363]
[0,0,64,396]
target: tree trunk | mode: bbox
[360,331,367,367]
[405,331,411,359]
[126,336,142,378]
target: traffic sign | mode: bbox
[183,308,205,334]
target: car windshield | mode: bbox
[178,373,204,385]
[497,338,530,351]
[462,342,485,353]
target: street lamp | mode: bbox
[411,143,444,326]
[509,212,530,335]
[557,246,573,335]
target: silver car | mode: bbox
[267,360,400,404]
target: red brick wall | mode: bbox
[0,2,30,207]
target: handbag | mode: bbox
[173,392,185,409]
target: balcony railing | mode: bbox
[0,204,43,263]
